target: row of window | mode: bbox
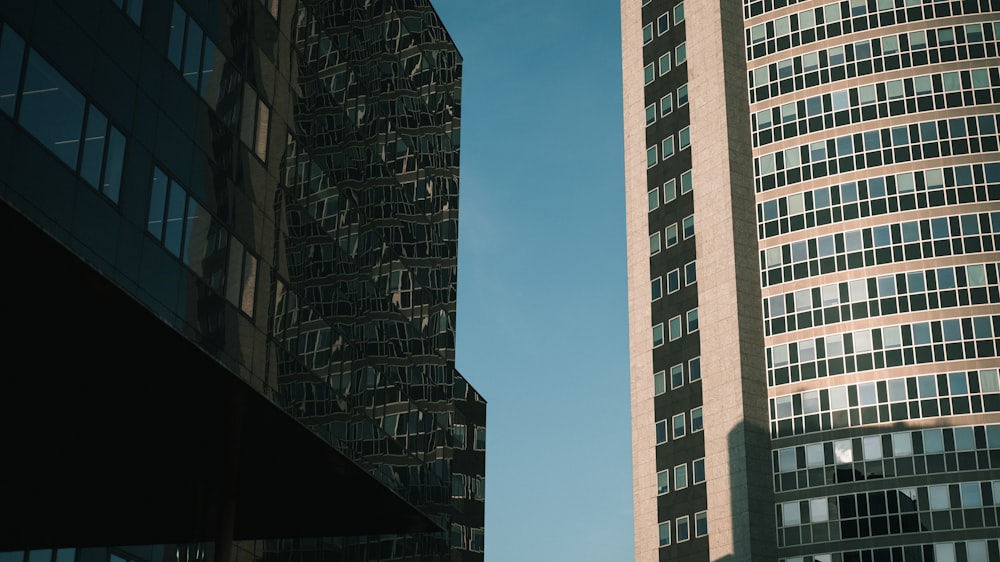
[776,480,1000,548]
[658,510,706,547]
[647,126,691,167]
[770,369,1000,438]
[756,113,1000,193]
[654,406,703,444]
[168,2,270,161]
[0,24,126,203]
[752,66,1000,148]
[743,0,950,21]
[771,423,1000,493]
[779,538,1000,562]
[652,308,699,347]
[757,163,1000,239]
[748,22,998,103]
[762,262,999,336]
[451,472,485,501]
[645,83,689,127]
[147,167,258,317]
[643,42,686,86]
[767,316,1000,386]
[641,1,685,42]
[649,214,695,253]
[647,169,692,211]
[744,0,985,61]
[760,212,1000,287]
[652,260,696,301]
[653,356,701,394]
[658,457,705,494]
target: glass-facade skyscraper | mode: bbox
[0,0,484,561]
[623,1,1000,560]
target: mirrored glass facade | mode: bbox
[0,0,484,560]
[624,1,1000,561]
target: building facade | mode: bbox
[623,1,1000,560]
[0,0,483,561]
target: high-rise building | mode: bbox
[623,1,1000,560]
[0,0,484,561]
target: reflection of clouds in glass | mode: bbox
[834,439,853,464]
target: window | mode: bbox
[665,223,679,247]
[676,515,690,542]
[691,406,703,432]
[653,323,664,347]
[645,104,656,126]
[675,42,686,65]
[20,51,86,169]
[659,521,671,546]
[667,269,680,293]
[670,364,684,389]
[663,179,677,202]
[644,63,655,85]
[647,145,657,167]
[657,469,669,494]
[678,126,690,149]
[668,315,682,341]
[677,83,688,106]
[648,187,660,211]
[692,458,705,484]
[658,52,671,76]
[686,308,698,333]
[655,420,668,445]
[684,261,696,285]
[643,23,653,44]
[657,13,670,35]
[688,357,701,382]
[694,511,707,537]
[662,136,675,160]
[674,464,688,489]
[680,170,692,193]
[672,413,686,439]
[673,2,684,25]
[660,93,673,116]
[474,427,486,451]
[650,231,661,255]
[682,215,694,238]
[654,371,666,395]
[652,277,663,300]
[112,0,143,24]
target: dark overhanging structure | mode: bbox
[0,0,484,560]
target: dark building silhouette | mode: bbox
[0,0,484,561]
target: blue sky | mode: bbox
[432,2,633,560]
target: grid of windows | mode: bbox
[762,262,1000,336]
[744,0,991,61]
[771,423,1000,493]
[754,114,1000,193]
[748,22,999,104]
[757,163,1000,240]
[775,479,1000,547]
[778,538,1000,562]
[759,211,1000,287]
[767,316,1000,386]
[752,67,1000,149]
[770,369,1000,438]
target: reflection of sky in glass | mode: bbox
[19,51,84,168]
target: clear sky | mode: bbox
[432,2,633,560]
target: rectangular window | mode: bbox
[680,170,692,193]
[647,145,657,167]
[672,413,686,439]
[694,511,707,537]
[643,23,654,44]
[654,371,666,395]
[675,42,686,65]
[674,464,688,489]
[691,406,703,432]
[657,13,670,35]
[684,261,696,285]
[663,179,677,202]
[652,277,663,300]
[0,25,25,117]
[686,308,698,333]
[668,315,682,341]
[692,458,705,484]
[688,357,701,382]
[653,323,665,347]
[678,126,690,149]
[650,231,661,255]
[665,223,679,247]
[670,364,684,389]
[657,469,669,494]
[659,521,671,546]
[20,50,86,169]
[644,63,655,85]
[677,83,688,106]
[682,215,694,238]
[646,104,656,126]
[656,420,668,445]
[658,52,671,76]
[648,187,660,211]
[676,516,690,542]
[673,2,684,25]
[662,136,675,160]
[660,93,673,116]
[667,269,680,293]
